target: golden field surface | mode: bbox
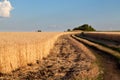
[0,32,74,73]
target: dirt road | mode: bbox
[1,35,120,80]
[0,35,98,80]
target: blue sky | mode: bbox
[0,0,120,31]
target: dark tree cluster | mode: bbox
[73,24,96,31]
[37,30,42,32]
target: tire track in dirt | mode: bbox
[72,35,120,80]
[89,47,120,80]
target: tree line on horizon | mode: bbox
[36,24,96,32]
[67,24,96,32]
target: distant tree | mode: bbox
[67,29,71,32]
[37,30,42,32]
[73,24,96,31]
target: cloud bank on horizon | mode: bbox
[0,0,13,17]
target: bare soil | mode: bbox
[0,35,98,80]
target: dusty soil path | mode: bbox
[1,34,120,80]
[0,35,98,80]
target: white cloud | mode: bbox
[0,0,13,17]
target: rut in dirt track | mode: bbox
[89,47,120,80]
[76,35,120,80]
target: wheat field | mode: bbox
[0,32,74,73]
